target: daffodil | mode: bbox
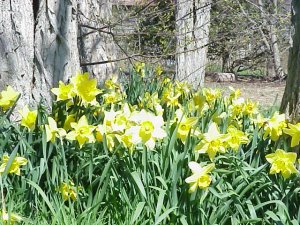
[19,106,37,131]
[71,72,102,105]
[0,86,19,111]
[193,91,206,113]
[57,181,78,201]
[103,110,120,133]
[112,114,128,132]
[225,126,249,151]
[185,162,215,192]
[117,133,134,153]
[134,62,145,77]
[129,110,166,149]
[64,114,76,131]
[51,81,75,101]
[0,154,28,176]
[1,210,22,224]
[229,98,245,117]
[66,115,95,148]
[252,114,268,128]
[103,91,122,104]
[265,149,298,179]
[175,109,198,142]
[45,117,66,143]
[228,86,240,101]
[105,76,120,90]
[283,123,300,147]
[95,125,105,142]
[155,64,163,76]
[263,112,286,141]
[196,123,227,160]
[202,88,221,105]
[175,80,191,96]
[243,100,258,117]
[165,91,181,107]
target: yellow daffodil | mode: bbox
[0,154,28,176]
[19,105,37,131]
[202,88,221,105]
[165,91,181,108]
[105,134,116,151]
[243,100,258,117]
[66,115,95,148]
[229,98,245,117]
[117,133,134,153]
[105,76,120,90]
[51,81,75,101]
[134,62,145,77]
[175,80,191,96]
[185,162,215,192]
[228,86,240,101]
[175,109,198,142]
[45,117,66,143]
[225,126,249,151]
[162,77,171,86]
[58,181,78,201]
[103,91,122,104]
[193,91,206,113]
[64,114,76,131]
[0,86,19,111]
[95,125,105,142]
[265,149,298,179]
[71,72,102,105]
[283,123,300,147]
[196,123,227,161]
[1,210,22,224]
[155,64,163,76]
[263,112,286,141]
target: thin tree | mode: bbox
[280,0,300,122]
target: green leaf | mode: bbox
[130,202,145,224]
[131,171,147,199]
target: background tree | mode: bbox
[208,0,290,78]
[176,0,211,87]
[280,0,300,122]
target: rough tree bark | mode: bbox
[175,0,211,88]
[78,0,116,82]
[0,0,114,107]
[33,0,80,103]
[280,0,300,122]
[0,0,35,106]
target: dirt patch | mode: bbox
[205,80,285,107]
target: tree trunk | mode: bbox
[257,0,285,79]
[269,0,285,80]
[32,0,80,104]
[280,0,300,122]
[0,0,114,108]
[77,0,116,83]
[175,0,211,88]
[0,0,35,106]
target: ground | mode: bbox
[206,80,286,108]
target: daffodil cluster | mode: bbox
[0,86,19,112]
[3,68,300,198]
